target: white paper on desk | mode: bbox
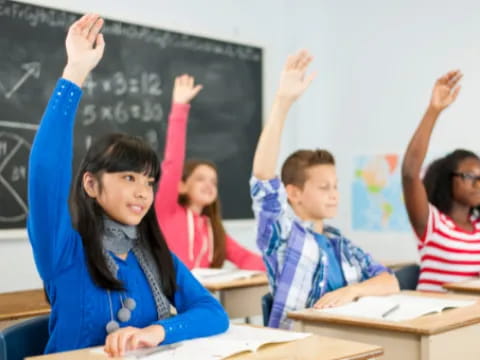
[191,268,264,285]
[92,324,311,360]
[317,294,476,322]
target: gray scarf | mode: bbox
[102,217,171,320]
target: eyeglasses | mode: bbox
[452,172,480,186]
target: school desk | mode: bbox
[203,274,269,319]
[381,260,418,271]
[26,332,383,360]
[288,290,480,360]
[0,289,50,329]
[443,279,480,296]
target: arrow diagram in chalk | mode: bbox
[4,62,41,99]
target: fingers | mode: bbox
[285,54,296,70]
[104,331,115,357]
[285,49,313,72]
[175,74,202,91]
[303,71,317,91]
[117,329,134,356]
[94,33,106,57]
[68,13,104,44]
[451,85,462,101]
[437,69,462,86]
[446,69,461,82]
[127,333,152,351]
[448,71,463,88]
[128,333,141,351]
[81,14,101,38]
[74,14,97,35]
[314,294,333,309]
[69,13,91,33]
[315,295,342,309]
[295,50,313,70]
[297,53,313,72]
[104,328,136,357]
[191,84,203,97]
[87,17,104,44]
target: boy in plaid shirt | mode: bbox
[251,50,399,329]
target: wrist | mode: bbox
[62,64,90,87]
[272,95,294,111]
[172,101,191,107]
[148,325,166,344]
[426,104,442,116]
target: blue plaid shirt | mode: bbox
[250,176,389,329]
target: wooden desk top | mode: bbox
[0,289,50,321]
[204,273,269,291]
[27,334,383,360]
[443,279,480,294]
[288,290,480,336]
[381,260,418,270]
[227,334,383,360]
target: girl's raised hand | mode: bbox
[429,70,462,112]
[276,50,316,104]
[62,13,105,87]
[172,74,203,104]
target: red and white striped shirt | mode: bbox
[417,204,480,292]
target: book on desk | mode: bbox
[91,324,310,359]
[316,294,476,322]
[191,268,265,286]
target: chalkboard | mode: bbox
[0,0,262,230]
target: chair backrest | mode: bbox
[0,315,49,360]
[394,264,420,290]
[261,293,273,326]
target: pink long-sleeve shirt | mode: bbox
[155,103,265,271]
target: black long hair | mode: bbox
[423,149,480,215]
[70,133,176,299]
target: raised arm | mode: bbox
[155,75,202,217]
[27,14,105,280]
[401,70,462,238]
[252,50,316,180]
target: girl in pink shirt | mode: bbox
[155,75,265,271]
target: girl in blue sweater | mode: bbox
[27,13,228,357]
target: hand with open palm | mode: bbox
[429,70,462,112]
[62,13,105,87]
[276,50,316,104]
[172,74,203,104]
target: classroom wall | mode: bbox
[290,0,480,261]
[3,0,480,292]
[0,0,296,292]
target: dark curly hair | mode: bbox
[423,149,480,214]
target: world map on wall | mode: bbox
[352,154,411,232]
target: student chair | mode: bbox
[394,264,420,290]
[261,293,273,326]
[0,315,49,360]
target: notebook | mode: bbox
[317,294,476,322]
[91,325,311,359]
[191,268,264,285]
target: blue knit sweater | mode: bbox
[27,79,229,353]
